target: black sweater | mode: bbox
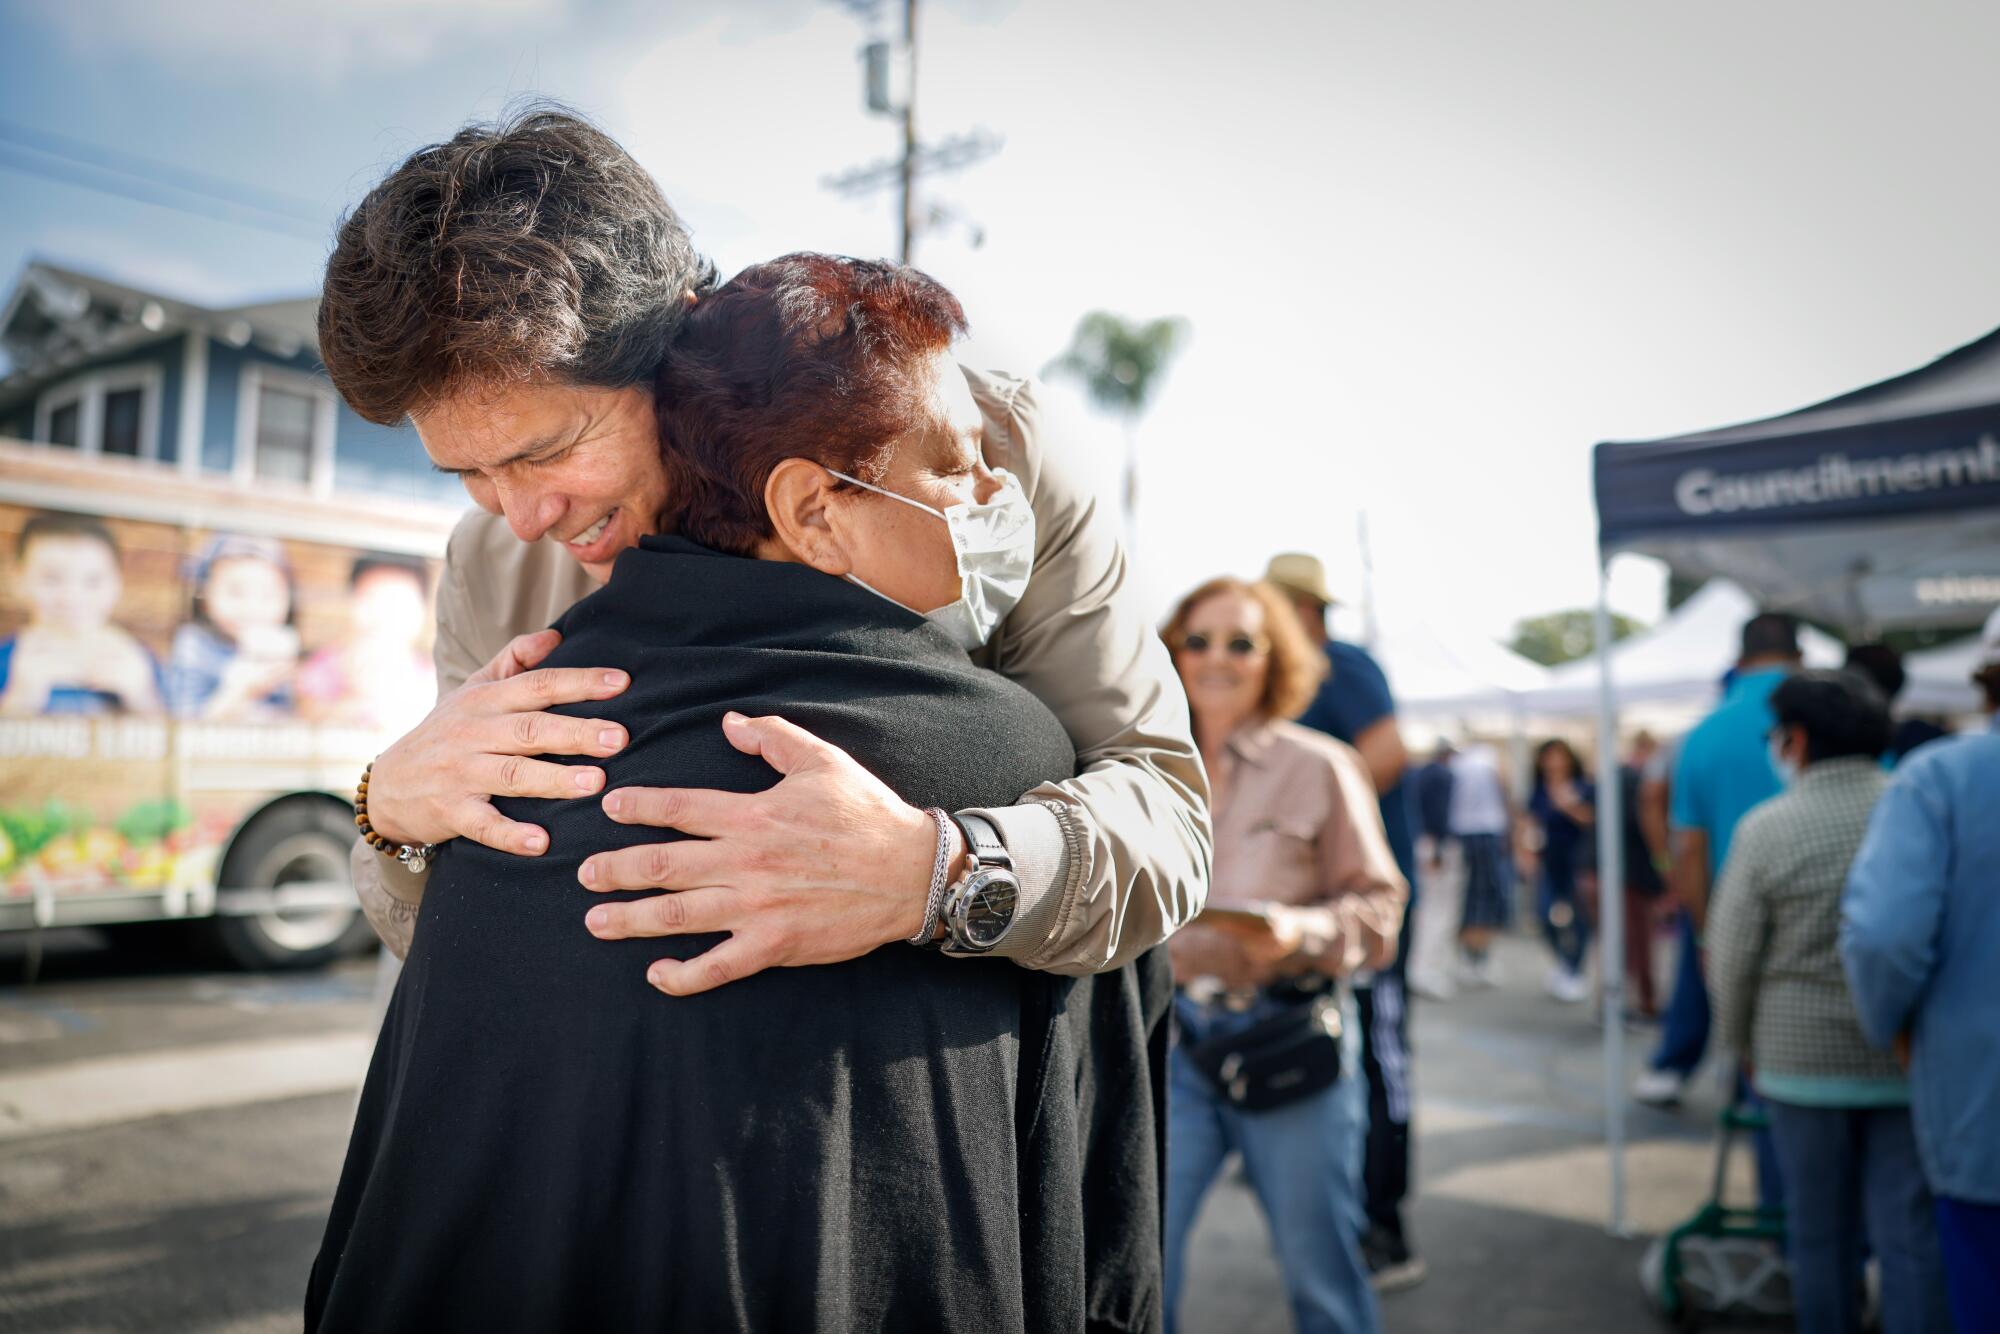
[307,536,1166,1333]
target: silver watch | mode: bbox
[941,812,1019,953]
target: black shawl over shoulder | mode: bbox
[307,537,1169,1333]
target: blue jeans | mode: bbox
[1650,910,1709,1075]
[1934,1195,2000,1333]
[1763,1100,1951,1334]
[1165,994,1378,1334]
[1537,868,1590,973]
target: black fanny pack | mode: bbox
[1184,989,1343,1113]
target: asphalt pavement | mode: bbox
[0,928,1759,1333]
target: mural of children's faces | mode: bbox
[204,555,293,641]
[349,565,427,646]
[20,530,124,633]
[1,513,163,719]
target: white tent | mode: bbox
[1902,634,1986,715]
[1519,581,1845,716]
[1369,617,1551,719]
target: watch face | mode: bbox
[956,871,1019,950]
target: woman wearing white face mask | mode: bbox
[309,255,1167,1333]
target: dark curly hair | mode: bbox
[1532,738,1586,790]
[319,103,717,424]
[654,253,969,556]
[1772,669,1892,762]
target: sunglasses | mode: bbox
[1176,631,1268,657]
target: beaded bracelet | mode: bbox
[906,807,955,946]
[355,761,439,875]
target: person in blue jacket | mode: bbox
[1842,607,2000,1334]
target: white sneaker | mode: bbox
[1631,1067,1685,1106]
[1408,971,1457,1002]
[1546,968,1590,1004]
[1458,953,1499,989]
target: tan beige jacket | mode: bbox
[354,367,1212,974]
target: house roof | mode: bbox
[0,261,321,408]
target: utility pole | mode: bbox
[1358,509,1380,650]
[897,0,916,262]
[825,0,1000,263]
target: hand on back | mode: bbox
[359,628,630,851]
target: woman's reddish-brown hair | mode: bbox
[654,253,968,555]
[1162,577,1328,722]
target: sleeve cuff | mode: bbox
[349,836,428,959]
[950,800,1075,962]
[371,846,431,906]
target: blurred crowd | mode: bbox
[1171,555,2000,1334]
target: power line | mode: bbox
[0,144,329,239]
[0,119,328,224]
[0,145,327,240]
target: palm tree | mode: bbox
[1045,312,1187,539]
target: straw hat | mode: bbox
[1263,552,1335,607]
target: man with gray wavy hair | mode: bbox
[321,105,1208,994]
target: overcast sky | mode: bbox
[5,0,2000,638]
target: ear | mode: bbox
[763,459,854,577]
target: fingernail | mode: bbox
[587,906,610,933]
[523,830,547,853]
[573,768,602,792]
[599,727,624,750]
[579,860,597,886]
[602,791,625,817]
[602,671,626,688]
[647,964,669,988]
[723,711,746,726]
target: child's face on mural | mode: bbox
[20,535,123,633]
[350,568,426,644]
[205,556,291,639]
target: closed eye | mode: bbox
[526,444,578,469]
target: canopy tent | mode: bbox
[1596,326,2000,635]
[1368,617,1551,719]
[1585,324,2000,1236]
[1901,633,1987,715]
[1520,581,1844,716]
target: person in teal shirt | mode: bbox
[1632,613,1800,1108]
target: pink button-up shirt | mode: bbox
[1173,718,1407,986]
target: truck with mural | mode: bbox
[0,442,462,967]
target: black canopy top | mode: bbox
[1592,326,2000,632]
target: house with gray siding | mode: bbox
[0,262,455,504]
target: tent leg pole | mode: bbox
[1595,558,1629,1238]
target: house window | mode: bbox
[47,399,81,448]
[235,364,336,493]
[252,384,316,483]
[102,387,145,457]
[34,368,160,459]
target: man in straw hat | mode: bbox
[1264,551,1424,1294]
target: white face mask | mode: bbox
[828,467,1036,650]
[1767,734,1801,787]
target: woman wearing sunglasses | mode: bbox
[1160,577,1407,1334]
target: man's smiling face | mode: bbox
[416,383,667,585]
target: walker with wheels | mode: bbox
[1640,1104,1792,1327]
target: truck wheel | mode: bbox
[202,800,373,971]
